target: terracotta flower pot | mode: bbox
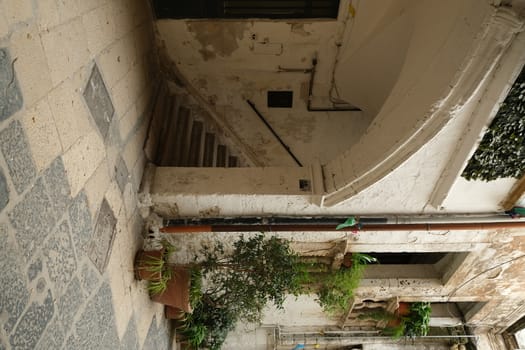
[134,249,163,281]
[386,302,411,328]
[151,267,192,313]
[165,305,186,320]
[342,253,353,268]
[396,302,411,316]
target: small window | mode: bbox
[268,91,293,108]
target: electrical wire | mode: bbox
[447,254,525,300]
[445,253,525,329]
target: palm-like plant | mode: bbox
[136,239,176,296]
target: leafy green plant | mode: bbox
[147,268,172,295]
[189,268,203,308]
[181,297,236,350]
[404,302,432,337]
[198,234,304,323]
[183,322,207,348]
[140,239,176,296]
[179,233,304,349]
[316,253,377,314]
[462,65,525,181]
[357,309,397,322]
[359,302,432,338]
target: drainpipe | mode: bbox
[307,57,361,112]
[160,214,525,233]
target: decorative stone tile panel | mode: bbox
[0,120,36,194]
[0,48,23,121]
[83,63,114,140]
[9,290,54,350]
[88,198,117,273]
[68,191,93,257]
[8,177,55,259]
[43,220,77,296]
[0,225,30,333]
[0,166,8,212]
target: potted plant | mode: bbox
[316,253,377,314]
[134,239,176,296]
[175,233,305,350]
[359,302,432,338]
[403,302,432,337]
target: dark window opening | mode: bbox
[367,252,448,265]
[359,252,468,283]
[504,314,525,349]
[153,0,341,19]
[268,91,293,108]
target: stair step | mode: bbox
[155,97,175,164]
[158,96,183,166]
[203,133,216,167]
[216,145,227,167]
[187,121,204,167]
[144,82,168,161]
[171,107,191,166]
[149,91,247,168]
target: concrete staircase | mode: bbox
[145,83,245,167]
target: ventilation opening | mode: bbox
[268,91,293,108]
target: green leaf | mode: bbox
[336,217,357,230]
[462,64,525,181]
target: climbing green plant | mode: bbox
[316,253,377,314]
[462,65,525,181]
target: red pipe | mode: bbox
[160,221,525,233]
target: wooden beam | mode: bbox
[501,174,525,211]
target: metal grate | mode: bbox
[154,0,340,19]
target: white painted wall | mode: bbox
[156,0,495,168]
[152,1,525,215]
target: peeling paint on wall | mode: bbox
[290,23,312,36]
[186,21,249,60]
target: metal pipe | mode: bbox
[277,66,313,73]
[164,214,518,227]
[279,335,478,342]
[307,57,361,112]
[160,220,525,233]
[246,100,303,167]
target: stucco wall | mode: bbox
[156,0,491,168]
[156,14,369,166]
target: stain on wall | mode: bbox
[281,113,316,144]
[186,22,250,60]
[290,23,312,37]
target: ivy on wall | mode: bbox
[462,65,525,181]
